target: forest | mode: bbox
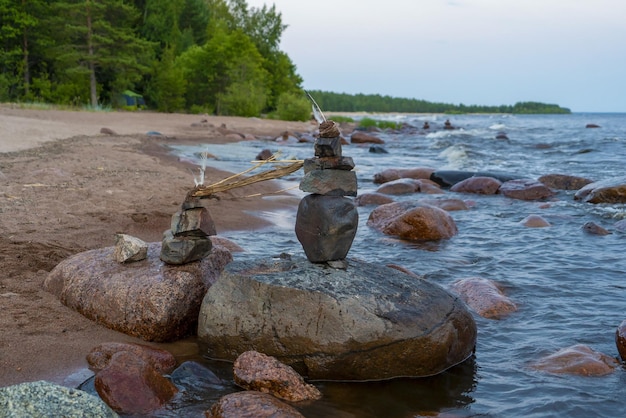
[308,91,571,115]
[0,0,570,119]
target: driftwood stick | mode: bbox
[189,160,304,199]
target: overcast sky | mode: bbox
[245,0,625,112]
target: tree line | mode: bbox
[0,0,312,119]
[307,90,571,115]
[0,0,570,119]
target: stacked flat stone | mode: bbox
[295,120,358,265]
[160,198,216,265]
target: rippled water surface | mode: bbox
[168,114,626,417]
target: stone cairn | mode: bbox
[160,197,216,264]
[294,120,359,268]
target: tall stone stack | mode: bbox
[295,120,358,267]
[160,198,216,265]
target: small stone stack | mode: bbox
[160,198,216,265]
[295,120,358,266]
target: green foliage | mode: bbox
[219,80,266,117]
[327,115,354,123]
[308,90,571,115]
[148,47,186,112]
[358,117,401,130]
[0,0,302,116]
[272,91,310,121]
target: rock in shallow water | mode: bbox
[197,257,476,381]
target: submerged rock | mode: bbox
[197,257,476,381]
[450,277,517,320]
[530,344,618,376]
[538,173,593,190]
[450,176,502,195]
[499,179,554,201]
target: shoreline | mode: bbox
[0,107,313,388]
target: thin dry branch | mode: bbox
[188,159,304,199]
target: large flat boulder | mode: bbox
[44,242,232,342]
[197,257,476,381]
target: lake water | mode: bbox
[166,113,626,417]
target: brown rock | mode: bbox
[574,176,626,204]
[206,391,305,418]
[450,277,517,320]
[416,179,445,194]
[582,221,611,235]
[450,176,502,195]
[255,149,273,161]
[373,167,435,184]
[303,156,355,173]
[354,192,394,207]
[375,178,420,195]
[421,198,469,211]
[520,215,551,228]
[100,127,117,135]
[95,351,178,415]
[530,344,618,376]
[499,179,554,200]
[44,242,232,342]
[538,174,593,190]
[350,131,384,144]
[616,320,626,361]
[233,351,322,402]
[367,201,458,241]
[87,342,176,374]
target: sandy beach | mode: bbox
[0,105,316,388]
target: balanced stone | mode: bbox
[160,229,212,264]
[295,195,358,262]
[303,156,355,174]
[171,207,216,237]
[197,257,477,381]
[114,233,148,263]
[314,136,342,158]
[299,169,358,196]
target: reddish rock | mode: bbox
[44,242,232,342]
[373,168,402,184]
[421,198,469,211]
[233,351,322,402]
[530,344,618,376]
[450,176,502,195]
[416,179,445,194]
[95,351,178,415]
[87,342,176,374]
[350,131,384,144]
[499,179,554,200]
[615,320,626,361]
[520,215,551,228]
[354,192,394,207]
[367,201,458,241]
[376,178,420,195]
[206,391,305,418]
[373,167,435,184]
[450,277,517,320]
[538,174,593,190]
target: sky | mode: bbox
[245,0,626,112]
